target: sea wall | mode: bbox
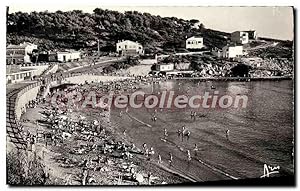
[15,83,41,120]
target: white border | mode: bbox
[0,0,298,190]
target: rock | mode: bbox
[135,173,144,183]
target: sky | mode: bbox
[9,6,294,40]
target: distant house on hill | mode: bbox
[154,63,175,72]
[116,40,144,56]
[186,36,204,49]
[243,30,257,40]
[231,31,249,44]
[56,51,81,62]
[222,44,244,58]
[6,42,38,64]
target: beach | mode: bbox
[13,76,294,185]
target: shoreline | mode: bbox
[170,76,293,81]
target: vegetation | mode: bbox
[7,150,49,185]
[102,56,140,73]
[7,9,229,52]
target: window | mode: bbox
[188,41,191,44]
[16,74,19,79]
[139,46,142,49]
[198,41,202,44]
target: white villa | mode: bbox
[116,40,144,56]
[222,45,244,58]
[56,51,81,62]
[186,36,204,49]
[6,42,38,64]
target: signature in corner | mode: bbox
[260,164,280,178]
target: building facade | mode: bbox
[6,42,38,64]
[56,51,81,62]
[231,31,249,44]
[6,65,36,84]
[222,45,244,58]
[186,36,204,49]
[116,40,144,56]
[155,63,175,72]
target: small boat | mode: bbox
[211,85,216,89]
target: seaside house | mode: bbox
[231,31,249,44]
[56,50,81,62]
[6,65,37,84]
[186,36,204,49]
[6,42,38,64]
[222,44,244,58]
[116,40,144,56]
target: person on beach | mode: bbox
[186,130,191,141]
[190,111,196,121]
[149,147,155,155]
[158,153,162,164]
[151,115,157,122]
[181,126,186,141]
[145,148,149,158]
[164,128,168,139]
[142,143,147,150]
[187,150,191,162]
[119,110,123,118]
[177,129,182,138]
[123,130,127,137]
[193,144,199,156]
[168,152,173,167]
[226,129,230,141]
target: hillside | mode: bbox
[7,8,230,53]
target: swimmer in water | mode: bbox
[226,129,230,141]
[193,144,199,156]
[186,130,191,141]
[177,129,182,138]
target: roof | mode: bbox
[6,54,26,58]
[223,44,243,49]
[117,40,142,46]
[57,50,80,54]
[157,63,174,66]
[243,30,256,33]
[7,42,37,49]
[7,44,27,49]
[187,36,203,40]
[7,68,36,75]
